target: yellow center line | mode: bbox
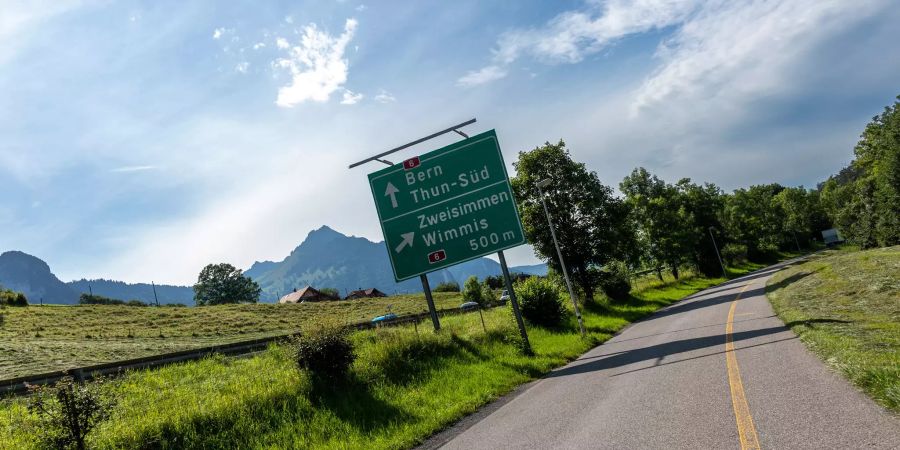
[726,283,762,450]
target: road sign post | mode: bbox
[420,274,440,331]
[499,250,531,353]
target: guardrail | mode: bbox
[1,305,475,396]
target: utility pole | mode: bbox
[152,281,160,307]
[709,227,727,278]
[536,179,585,337]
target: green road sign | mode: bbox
[368,129,526,281]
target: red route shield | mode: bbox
[427,250,446,264]
[403,157,420,170]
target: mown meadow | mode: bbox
[0,264,765,449]
[0,293,462,379]
[766,245,900,413]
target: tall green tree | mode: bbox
[820,95,900,248]
[512,140,635,301]
[773,187,830,248]
[675,179,727,276]
[193,263,261,306]
[723,184,786,259]
[620,168,690,278]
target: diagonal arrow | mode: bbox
[395,232,414,253]
[385,182,400,208]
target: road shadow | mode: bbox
[545,324,789,379]
[784,318,852,329]
[766,267,824,293]
[637,285,768,323]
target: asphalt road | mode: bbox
[432,259,900,449]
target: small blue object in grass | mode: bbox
[460,301,480,311]
[372,313,398,323]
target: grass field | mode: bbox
[0,293,462,379]
[766,246,900,413]
[0,264,765,449]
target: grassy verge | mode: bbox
[0,262,763,449]
[0,293,462,379]
[766,246,899,413]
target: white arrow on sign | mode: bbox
[384,182,400,208]
[395,232,414,253]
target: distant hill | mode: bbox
[67,279,194,305]
[0,226,545,305]
[247,226,546,301]
[0,251,79,304]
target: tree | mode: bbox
[512,140,636,301]
[462,276,483,305]
[193,263,261,306]
[675,179,727,276]
[723,184,786,260]
[773,187,830,248]
[620,168,691,279]
[819,95,900,248]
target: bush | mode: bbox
[462,276,483,305]
[293,322,355,380]
[481,282,497,306]
[0,289,27,306]
[514,276,565,327]
[721,243,748,265]
[79,294,124,305]
[597,261,631,301]
[433,281,460,292]
[27,376,114,450]
[318,287,340,299]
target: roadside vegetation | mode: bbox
[0,262,763,449]
[0,293,461,379]
[766,246,900,413]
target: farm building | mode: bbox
[345,288,387,300]
[278,286,339,303]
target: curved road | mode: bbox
[431,259,900,449]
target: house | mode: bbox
[345,288,387,300]
[278,286,339,303]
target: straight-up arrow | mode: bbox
[395,232,414,253]
[385,182,400,208]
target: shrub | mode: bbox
[0,289,27,306]
[79,294,124,305]
[293,322,355,380]
[514,276,565,327]
[462,276,483,305]
[481,282,497,306]
[27,376,114,450]
[125,300,148,307]
[318,287,340,299]
[433,281,460,292]
[721,243,748,265]
[598,261,631,301]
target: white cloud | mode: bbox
[273,18,358,107]
[285,15,294,24]
[373,89,396,103]
[356,4,367,12]
[253,42,266,50]
[275,37,289,49]
[341,89,363,105]
[235,61,249,73]
[212,27,225,39]
[457,65,507,87]
[631,0,886,114]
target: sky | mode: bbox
[1,0,899,285]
